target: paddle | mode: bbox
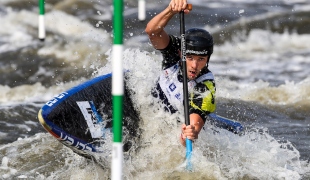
[180,4,193,171]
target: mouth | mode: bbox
[188,70,196,79]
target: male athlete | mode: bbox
[145,0,216,146]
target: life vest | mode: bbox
[158,63,214,111]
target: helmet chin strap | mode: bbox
[206,55,211,68]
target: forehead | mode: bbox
[186,54,209,58]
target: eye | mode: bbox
[186,55,193,60]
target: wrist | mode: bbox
[164,6,177,17]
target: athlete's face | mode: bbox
[185,54,209,80]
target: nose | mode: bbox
[191,59,198,69]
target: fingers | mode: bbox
[181,124,197,140]
[169,0,188,12]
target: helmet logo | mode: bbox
[180,34,186,62]
[185,49,208,55]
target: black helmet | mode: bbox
[185,28,213,56]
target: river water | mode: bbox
[0,0,309,179]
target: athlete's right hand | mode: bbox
[169,0,190,14]
[181,124,198,140]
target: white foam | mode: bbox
[244,78,310,105]
[0,81,80,105]
[215,74,310,106]
[39,10,111,65]
[0,7,111,70]
[1,156,8,168]
[208,29,310,106]
[215,29,310,59]
[0,9,35,53]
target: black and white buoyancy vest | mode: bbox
[158,63,214,111]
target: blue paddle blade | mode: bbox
[208,113,243,134]
[186,138,193,171]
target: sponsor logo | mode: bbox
[181,34,186,61]
[86,107,98,125]
[169,83,176,92]
[46,92,69,107]
[59,132,92,152]
[185,49,208,55]
[77,101,102,138]
[175,93,181,100]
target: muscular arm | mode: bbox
[145,0,189,50]
[145,7,175,50]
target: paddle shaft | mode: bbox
[180,8,193,170]
[180,3,192,126]
[180,10,190,127]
